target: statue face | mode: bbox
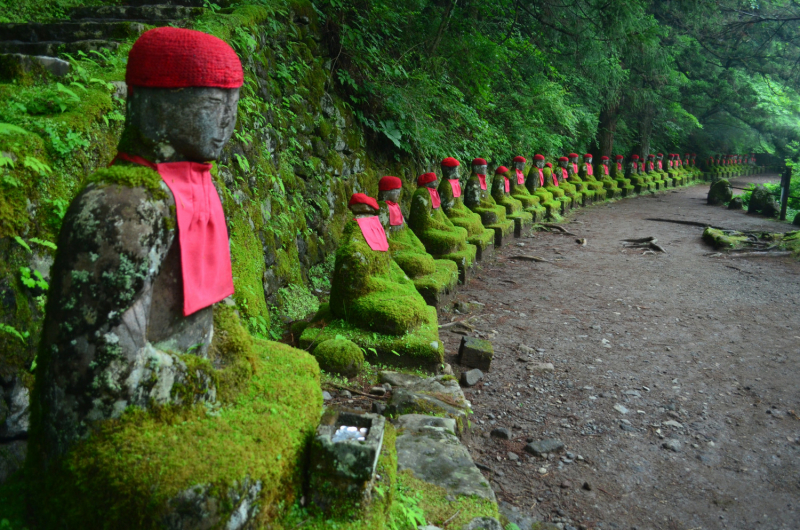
[425,178,439,189]
[536,160,544,168]
[559,160,567,167]
[473,164,488,175]
[349,203,378,216]
[602,159,608,165]
[378,188,401,202]
[127,87,240,161]
[442,165,459,180]
[585,158,592,164]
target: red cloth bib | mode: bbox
[551,170,559,186]
[356,216,389,251]
[561,168,568,181]
[112,152,234,316]
[386,201,403,226]
[586,164,594,176]
[478,174,487,190]
[572,163,578,174]
[603,165,609,176]
[658,161,663,170]
[515,168,525,185]
[449,179,462,198]
[538,168,544,186]
[617,163,622,171]
[633,162,638,171]
[504,177,510,193]
[649,162,654,170]
[427,187,441,209]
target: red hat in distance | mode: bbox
[657,153,663,156]
[568,153,578,158]
[647,154,655,158]
[545,162,553,168]
[600,156,609,161]
[584,153,593,158]
[417,172,437,185]
[558,156,569,162]
[472,158,487,166]
[378,176,402,191]
[348,193,378,210]
[533,154,545,161]
[513,156,526,163]
[126,27,244,88]
[495,166,509,174]
[614,155,624,160]
[632,155,640,160]
[441,157,460,167]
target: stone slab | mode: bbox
[380,372,471,426]
[458,336,493,371]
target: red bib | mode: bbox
[356,216,389,251]
[477,174,487,190]
[572,163,578,174]
[649,162,654,170]
[538,168,544,187]
[603,165,609,176]
[427,187,441,209]
[633,162,638,171]
[561,168,568,181]
[617,163,622,171]
[386,201,403,226]
[449,179,462,198]
[551,171,559,186]
[515,168,525,185]
[112,153,233,316]
[658,161,663,170]
[586,164,594,176]
[504,177,510,193]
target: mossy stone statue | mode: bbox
[707,179,733,205]
[438,157,496,260]
[27,27,322,529]
[728,196,744,210]
[557,156,584,207]
[793,211,800,226]
[331,193,429,334]
[645,154,666,190]
[491,165,533,236]
[578,154,611,200]
[377,176,458,307]
[408,172,477,282]
[527,155,563,219]
[607,155,634,197]
[543,163,572,215]
[313,338,364,377]
[508,156,547,221]
[566,153,596,205]
[463,158,515,246]
[748,184,780,217]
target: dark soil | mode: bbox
[444,175,800,530]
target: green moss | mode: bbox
[87,165,167,199]
[313,338,364,377]
[229,207,271,334]
[396,470,498,528]
[702,227,749,249]
[276,283,320,322]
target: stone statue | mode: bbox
[508,156,546,221]
[542,162,571,215]
[437,157,495,260]
[491,165,533,236]
[577,153,610,200]
[408,172,476,281]
[463,158,515,246]
[556,156,581,208]
[526,154,562,218]
[606,155,632,196]
[563,154,590,206]
[377,176,458,306]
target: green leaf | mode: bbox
[13,236,31,253]
[0,123,30,136]
[23,156,52,176]
[30,238,57,250]
[0,323,28,344]
[56,82,80,101]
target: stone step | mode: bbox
[0,20,169,44]
[0,39,120,57]
[69,4,205,21]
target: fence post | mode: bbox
[780,165,792,221]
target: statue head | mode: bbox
[614,155,624,165]
[417,172,438,189]
[534,154,545,168]
[601,155,609,166]
[495,166,509,193]
[558,156,568,168]
[512,155,526,171]
[378,176,402,203]
[471,158,488,176]
[657,152,663,160]
[348,193,379,217]
[583,153,593,165]
[568,153,579,164]
[441,157,460,180]
[121,27,243,162]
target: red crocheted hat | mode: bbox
[568,153,578,158]
[545,162,552,168]
[647,154,655,158]
[632,155,640,160]
[657,153,663,156]
[126,27,244,89]
[495,166,509,174]
[533,154,545,161]
[614,155,624,160]
[348,193,378,210]
[600,156,609,161]
[379,176,402,191]
[584,153,593,158]
[441,157,460,167]
[558,156,569,162]
[472,158,487,166]
[512,156,526,163]
[417,172,437,185]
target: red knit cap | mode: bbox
[568,153,578,158]
[647,154,655,158]
[657,153,663,156]
[379,176,402,191]
[533,154,545,161]
[632,155,640,160]
[348,193,378,210]
[495,166,509,174]
[600,156,609,161]
[584,153,593,158]
[417,172,437,186]
[558,156,569,162]
[472,157,487,166]
[126,27,243,89]
[512,156,526,163]
[441,157,460,167]
[614,155,624,160]
[545,162,552,168]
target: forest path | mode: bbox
[442,174,800,530]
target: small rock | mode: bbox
[662,439,682,452]
[663,420,683,429]
[526,362,555,373]
[371,402,387,415]
[524,439,565,457]
[462,517,503,530]
[538,467,548,475]
[620,423,636,432]
[453,301,472,314]
[490,427,512,440]
[340,390,352,398]
[560,480,571,489]
[507,452,519,461]
[442,363,454,376]
[322,391,333,401]
[519,344,535,355]
[383,383,392,392]
[458,336,494,371]
[623,390,641,397]
[461,368,484,387]
[667,410,681,419]
[613,404,629,414]
[582,481,592,491]
[370,386,387,396]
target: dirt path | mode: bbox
[443,175,800,530]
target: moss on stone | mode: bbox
[313,338,364,377]
[87,165,167,199]
[702,227,749,249]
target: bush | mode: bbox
[313,338,364,377]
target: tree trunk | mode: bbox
[636,102,656,158]
[597,95,624,157]
[430,0,458,55]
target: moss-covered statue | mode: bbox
[578,153,612,200]
[526,154,562,218]
[492,165,533,236]
[604,155,632,197]
[377,176,457,306]
[508,155,546,221]
[645,153,666,190]
[463,157,515,246]
[564,152,593,205]
[331,192,429,333]
[437,157,495,259]
[27,28,322,528]
[408,171,476,281]
[667,154,684,186]
[542,162,571,214]
[656,152,674,187]
[625,154,646,193]
[555,156,581,209]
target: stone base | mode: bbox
[469,229,496,261]
[511,214,533,238]
[458,336,493,370]
[486,219,515,248]
[300,304,444,371]
[380,372,471,427]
